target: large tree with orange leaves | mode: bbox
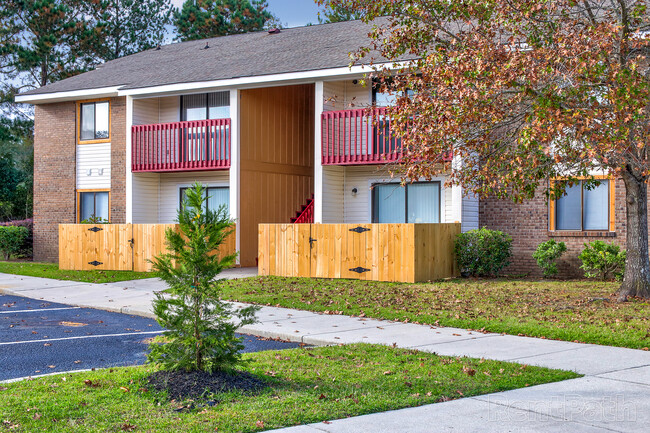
[320,0,650,300]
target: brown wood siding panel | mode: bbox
[239,85,315,267]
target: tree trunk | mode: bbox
[619,172,650,301]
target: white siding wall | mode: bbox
[322,166,344,223]
[461,190,479,232]
[132,98,159,125]
[132,173,160,223]
[76,143,111,189]
[158,172,230,223]
[159,96,180,123]
[323,79,371,111]
[339,166,451,224]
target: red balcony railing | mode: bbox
[132,119,230,172]
[321,107,403,166]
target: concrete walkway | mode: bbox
[0,270,648,432]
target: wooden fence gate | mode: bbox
[59,224,236,272]
[258,223,460,283]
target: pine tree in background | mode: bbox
[81,0,173,61]
[174,0,276,41]
[0,0,90,113]
[148,183,258,373]
[318,3,364,23]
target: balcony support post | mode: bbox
[314,81,324,223]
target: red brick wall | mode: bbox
[479,179,629,277]
[33,97,126,262]
[33,103,77,262]
[110,97,126,223]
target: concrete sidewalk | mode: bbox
[1,270,648,432]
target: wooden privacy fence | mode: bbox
[258,223,460,283]
[59,224,236,272]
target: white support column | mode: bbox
[229,89,241,261]
[125,95,134,223]
[314,81,324,223]
[450,154,463,227]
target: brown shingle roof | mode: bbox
[21,19,391,96]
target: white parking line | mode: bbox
[0,307,81,314]
[0,331,164,346]
[1,369,93,384]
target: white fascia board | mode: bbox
[14,86,121,104]
[120,62,411,98]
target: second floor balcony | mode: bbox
[132,118,231,173]
[321,107,402,166]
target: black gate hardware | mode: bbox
[88,226,103,232]
[350,267,370,274]
[349,226,370,234]
[309,237,317,248]
[88,261,103,267]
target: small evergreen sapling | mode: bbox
[148,183,257,373]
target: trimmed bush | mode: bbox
[0,219,33,258]
[532,240,567,278]
[455,227,513,277]
[0,226,29,260]
[579,240,626,281]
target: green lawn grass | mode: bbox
[0,344,578,432]
[221,277,650,350]
[0,261,152,284]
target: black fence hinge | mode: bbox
[349,267,370,274]
[349,226,370,234]
[88,261,103,267]
[88,226,103,232]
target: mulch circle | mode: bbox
[147,369,268,401]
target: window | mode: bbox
[372,182,441,223]
[551,178,614,231]
[181,92,230,121]
[78,191,109,222]
[79,101,110,142]
[180,186,229,214]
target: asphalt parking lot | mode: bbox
[0,294,302,381]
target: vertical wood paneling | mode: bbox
[59,224,236,272]
[258,223,460,282]
[239,85,315,267]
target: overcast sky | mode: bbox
[170,0,323,28]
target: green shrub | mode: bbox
[578,240,626,281]
[532,240,567,278]
[0,226,29,260]
[455,227,513,277]
[148,182,258,373]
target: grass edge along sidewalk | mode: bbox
[0,344,579,433]
[0,261,152,284]
[221,276,650,350]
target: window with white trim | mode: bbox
[180,186,229,214]
[372,182,441,223]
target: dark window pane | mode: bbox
[583,181,609,230]
[373,184,406,223]
[556,183,582,230]
[81,103,95,140]
[80,192,95,221]
[407,183,440,223]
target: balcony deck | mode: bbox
[321,107,402,166]
[132,119,230,173]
